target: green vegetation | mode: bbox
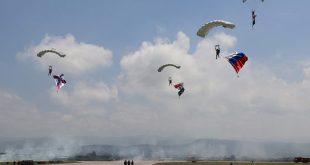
[67,151,121,161]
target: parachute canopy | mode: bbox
[197,20,235,38]
[157,64,181,72]
[243,0,264,3]
[37,49,66,58]
[225,52,248,74]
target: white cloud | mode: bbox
[119,32,194,96]
[0,87,119,138]
[4,31,310,142]
[0,89,52,137]
[50,81,118,106]
[17,34,112,75]
[117,31,310,141]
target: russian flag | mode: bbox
[226,52,248,74]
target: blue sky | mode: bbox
[1,0,310,144]
[1,0,310,82]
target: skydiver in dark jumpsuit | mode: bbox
[48,66,52,76]
[178,87,185,97]
[168,77,172,86]
[252,10,256,29]
[215,45,220,59]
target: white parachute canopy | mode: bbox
[197,20,235,38]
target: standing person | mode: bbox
[124,160,127,165]
[252,10,257,29]
[131,160,134,165]
[215,45,220,59]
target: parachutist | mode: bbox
[168,77,172,86]
[48,66,52,76]
[53,74,66,92]
[215,45,220,59]
[252,10,256,29]
[174,83,185,97]
[178,87,185,97]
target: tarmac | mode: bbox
[50,161,158,165]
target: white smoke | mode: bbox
[0,137,82,161]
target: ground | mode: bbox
[50,161,297,165]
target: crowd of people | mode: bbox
[124,160,134,165]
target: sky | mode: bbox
[1,0,310,144]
